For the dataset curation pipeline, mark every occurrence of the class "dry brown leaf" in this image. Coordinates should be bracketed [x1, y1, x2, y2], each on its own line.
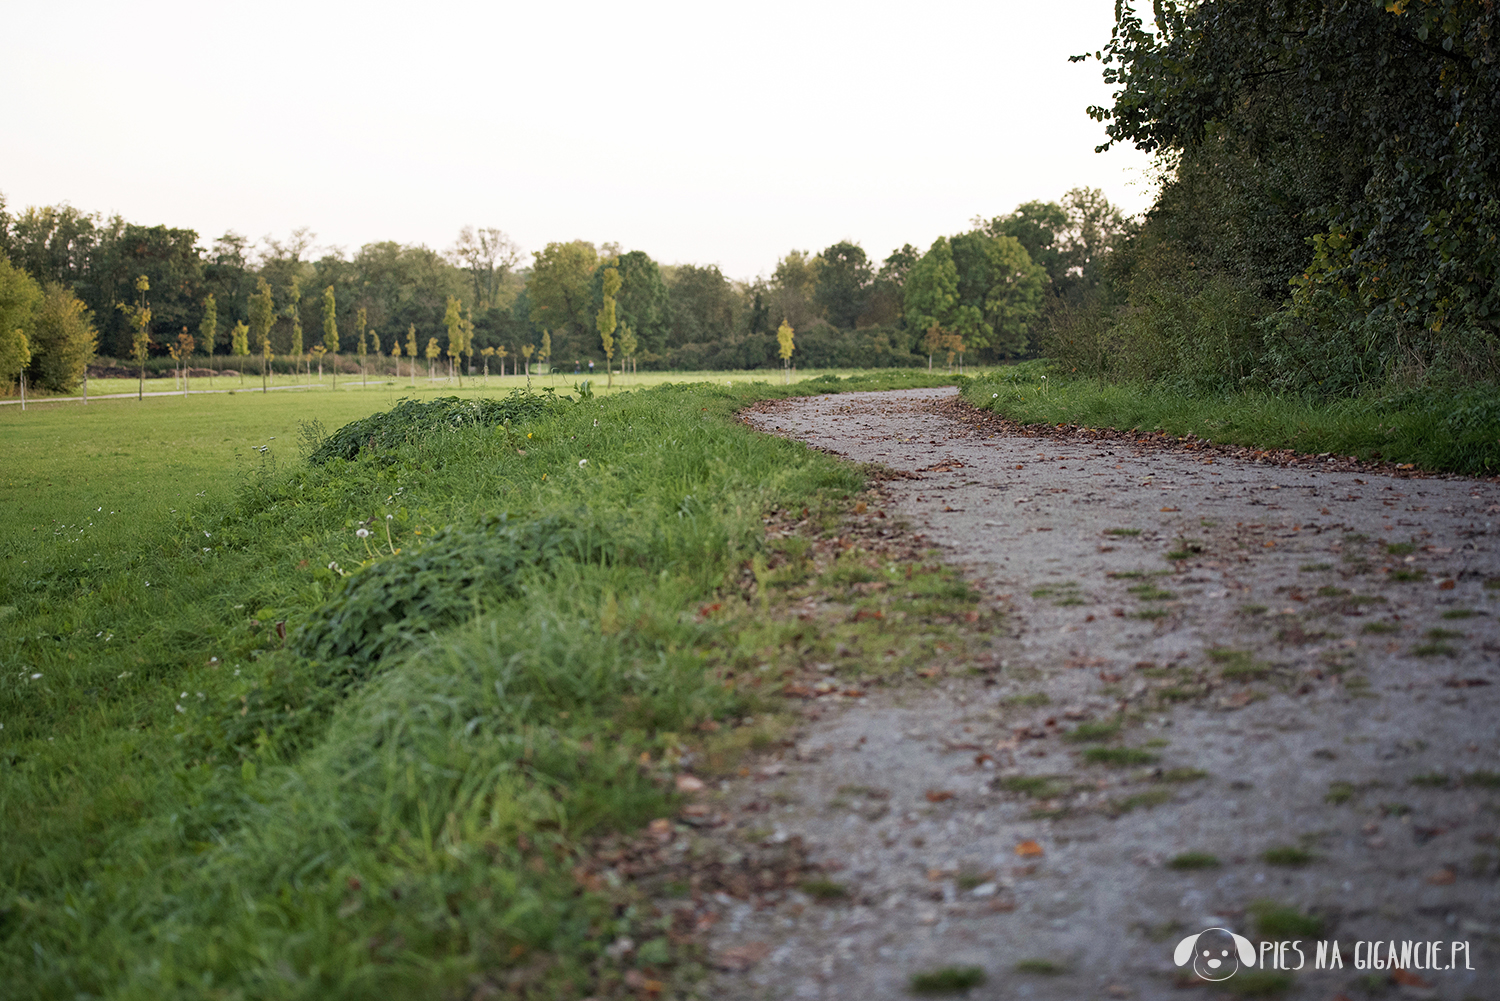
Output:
[925, 789, 956, 803]
[1015, 839, 1044, 858]
[1426, 867, 1456, 886]
[714, 941, 771, 972]
[1392, 968, 1433, 987]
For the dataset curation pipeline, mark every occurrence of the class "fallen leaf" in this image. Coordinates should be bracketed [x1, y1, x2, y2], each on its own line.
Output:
[1438, 579, 1456, 590]
[1392, 968, 1432, 987]
[854, 501, 867, 514]
[675, 774, 705, 792]
[1015, 840, 1044, 858]
[714, 941, 771, 972]
[1427, 867, 1456, 886]
[781, 683, 814, 698]
[925, 789, 956, 803]
[1160, 506, 1179, 512]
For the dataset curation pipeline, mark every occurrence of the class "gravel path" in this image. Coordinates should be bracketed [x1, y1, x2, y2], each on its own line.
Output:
[705, 387, 1499, 1001]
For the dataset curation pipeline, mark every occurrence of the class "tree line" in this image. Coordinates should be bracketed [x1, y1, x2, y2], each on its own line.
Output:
[0, 188, 1129, 394]
[1053, 0, 1499, 397]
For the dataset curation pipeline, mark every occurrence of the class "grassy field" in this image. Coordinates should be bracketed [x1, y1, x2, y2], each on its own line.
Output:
[0, 368, 984, 999]
[6, 364, 994, 404]
[962, 361, 1500, 475]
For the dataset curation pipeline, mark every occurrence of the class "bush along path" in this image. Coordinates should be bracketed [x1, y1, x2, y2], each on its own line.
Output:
[695, 386, 1500, 1000]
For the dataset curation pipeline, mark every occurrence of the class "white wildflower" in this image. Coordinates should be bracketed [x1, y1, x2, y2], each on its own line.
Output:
[579, 459, 588, 467]
[356, 528, 371, 539]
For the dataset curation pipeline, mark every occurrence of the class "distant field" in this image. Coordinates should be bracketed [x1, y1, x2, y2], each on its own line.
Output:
[1, 367, 979, 601]
[5, 364, 992, 404]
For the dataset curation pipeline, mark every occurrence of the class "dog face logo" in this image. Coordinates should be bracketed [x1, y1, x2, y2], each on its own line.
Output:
[1173, 927, 1256, 981]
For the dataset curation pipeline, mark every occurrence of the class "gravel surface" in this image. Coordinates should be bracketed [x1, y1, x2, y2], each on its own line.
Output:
[700, 387, 1499, 1001]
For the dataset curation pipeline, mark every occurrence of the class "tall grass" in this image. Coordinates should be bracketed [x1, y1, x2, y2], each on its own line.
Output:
[0, 369, 953, 999]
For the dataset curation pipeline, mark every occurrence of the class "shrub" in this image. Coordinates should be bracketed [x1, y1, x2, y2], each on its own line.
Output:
[307, 392, 558, 464]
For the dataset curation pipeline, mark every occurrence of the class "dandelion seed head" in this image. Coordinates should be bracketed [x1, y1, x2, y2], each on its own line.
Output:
[579, 459, 588, 467]
[356, 528, 371, 538]
[30, 673, 42, 680]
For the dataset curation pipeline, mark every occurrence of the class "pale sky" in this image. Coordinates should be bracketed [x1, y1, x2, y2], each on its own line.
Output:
[3, 0, 1155, 280]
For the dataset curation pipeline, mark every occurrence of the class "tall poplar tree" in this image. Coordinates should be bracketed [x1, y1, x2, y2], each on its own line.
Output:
[596, 266, 621, 389]
[356, 307, 369, 386]
[199, 293, 217, 358]
[322, 285, 339, 388]
[247, 277, 276, 387]
[442, 296, 464, 385]
[231, 320, 249, 384]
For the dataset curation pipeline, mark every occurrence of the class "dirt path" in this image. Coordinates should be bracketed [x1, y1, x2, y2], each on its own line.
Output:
[703, 387, 1499, 1000]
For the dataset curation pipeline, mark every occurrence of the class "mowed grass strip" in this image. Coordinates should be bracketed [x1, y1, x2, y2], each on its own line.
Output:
[0, 370, 959, 999]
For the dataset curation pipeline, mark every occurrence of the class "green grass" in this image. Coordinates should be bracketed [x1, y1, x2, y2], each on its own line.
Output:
[1325, 781, 1357, 804]
[1250, 901, 1324, 938]
[1442, 608, 1477, 619]
[0, 370, 975, 998]
[1014, 958, 1066, 975]
[1113, 788, 1175, 813]
[1261, 846, 1315, 866]
[1105, 528, 1141, 537]
[798, 878, 849, 901]
[1361, 620, 1400, 634]
[910, 966, 986, 993]
[1082, 747, 1159, 766]
[1064, 720, 1121, 742]
[1167, 852, 1221, 869]
[960, 366, 1500, 475]
[996, 775, 1066, 798]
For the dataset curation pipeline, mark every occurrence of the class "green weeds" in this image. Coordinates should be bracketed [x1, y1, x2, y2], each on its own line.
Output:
[910, 966, 987, 993]
[1168, 852, 1221, 869]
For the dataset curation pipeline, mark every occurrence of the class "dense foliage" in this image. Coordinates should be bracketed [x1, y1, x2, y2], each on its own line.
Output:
[1060, 0, 1499, 395]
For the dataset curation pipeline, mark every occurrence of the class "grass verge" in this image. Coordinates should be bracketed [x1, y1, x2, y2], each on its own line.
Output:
[961, 361, 1500, 474]
[1, 369, 971, 998]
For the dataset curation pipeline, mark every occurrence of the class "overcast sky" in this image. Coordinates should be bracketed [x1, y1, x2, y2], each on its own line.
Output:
[3, 0, 1154, 280]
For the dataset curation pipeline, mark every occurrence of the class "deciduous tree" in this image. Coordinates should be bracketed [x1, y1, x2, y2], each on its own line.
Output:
[29, 284, 97, 392]
[321, 285, 339, 387]
[776, 320, 795, 384]
[597, 266, 620, 388]
[248, 277, 275, 387]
